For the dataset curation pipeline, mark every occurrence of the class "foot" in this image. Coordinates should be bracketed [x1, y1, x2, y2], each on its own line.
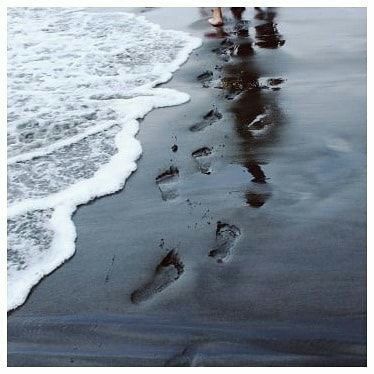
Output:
[208, 17, 224, 27]
[209, 8, 224, 27]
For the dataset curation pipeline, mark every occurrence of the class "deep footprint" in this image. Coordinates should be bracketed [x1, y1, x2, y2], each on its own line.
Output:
[209, 221, 241, 263]
[191, 146, 213, 175]
[189, 108, 222, 132]
[156, 166, 179, 201]
[131, 250, 184, 304]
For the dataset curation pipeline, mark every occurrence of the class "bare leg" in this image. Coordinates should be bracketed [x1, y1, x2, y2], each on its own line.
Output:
[230, 7, 245, 20]
[208, 7, 224, 27]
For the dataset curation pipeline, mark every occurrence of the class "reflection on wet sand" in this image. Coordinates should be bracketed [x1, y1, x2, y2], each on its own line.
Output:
[208, 8, 286, 208]
[255, 8, 285, 49]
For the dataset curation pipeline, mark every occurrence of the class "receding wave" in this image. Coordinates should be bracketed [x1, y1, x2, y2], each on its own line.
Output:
[7, 8, 201, 311]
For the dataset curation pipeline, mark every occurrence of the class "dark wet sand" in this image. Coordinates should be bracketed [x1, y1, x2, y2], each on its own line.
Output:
[8, 7, 366, 366]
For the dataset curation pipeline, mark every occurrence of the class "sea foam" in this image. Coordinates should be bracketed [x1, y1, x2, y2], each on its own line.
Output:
[7, 8, 201, 311]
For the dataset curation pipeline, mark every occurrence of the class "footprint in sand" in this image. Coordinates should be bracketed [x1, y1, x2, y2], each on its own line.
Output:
[209, 221, 241, 263]
[191, 146, 213, 175]
[131, 249, 184, 304]
[189, 108, 222, 132]
[212, 38, 235, 62]
[197, 70, 213, 88]
[155, 166, 179, 201]
[258, 77, 286, 91]
[247, 112, 273, 137]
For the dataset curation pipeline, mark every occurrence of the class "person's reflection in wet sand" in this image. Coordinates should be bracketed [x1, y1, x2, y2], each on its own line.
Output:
[230, 7, 246, 21]
[255, 7, 285, 49]
[210, 8, 286, 208]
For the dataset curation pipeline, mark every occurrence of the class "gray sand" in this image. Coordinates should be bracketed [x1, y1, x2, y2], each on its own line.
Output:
[8, 7, 366, 366]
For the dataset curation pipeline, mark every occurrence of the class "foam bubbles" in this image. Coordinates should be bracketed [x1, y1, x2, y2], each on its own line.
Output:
[7, 8, 201, 311]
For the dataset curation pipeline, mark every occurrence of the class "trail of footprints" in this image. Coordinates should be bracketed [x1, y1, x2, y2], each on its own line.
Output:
[131, 104, 240, 303]
[130, 220, 241, 304]
[130, 31, 285, 304]
[155, 106, 221, 202]
[130, 76, 249, 302]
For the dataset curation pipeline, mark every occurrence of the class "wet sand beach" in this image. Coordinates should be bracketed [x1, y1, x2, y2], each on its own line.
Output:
[8, 7, 366, 366]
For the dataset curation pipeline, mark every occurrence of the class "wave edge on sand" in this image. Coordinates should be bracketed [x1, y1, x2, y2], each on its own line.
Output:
[7, 8, 201, 311]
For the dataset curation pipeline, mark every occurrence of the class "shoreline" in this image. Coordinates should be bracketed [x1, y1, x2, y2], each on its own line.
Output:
[7, 8, 201, 312]
[8, 7, 366, 366]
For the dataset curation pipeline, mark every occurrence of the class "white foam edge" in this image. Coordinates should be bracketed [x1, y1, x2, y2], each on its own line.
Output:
[7, 14, 202, 311]
[7, 89, 189, 218]
[7, 79, 194, 312]
[8, 87, 191, 165]
[7, 204, 76, 311]
[7, 22, 202, 165]
[8, 90, 187, 310]
[8, 115, 141, 311]
[8, 114, 144, 310]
